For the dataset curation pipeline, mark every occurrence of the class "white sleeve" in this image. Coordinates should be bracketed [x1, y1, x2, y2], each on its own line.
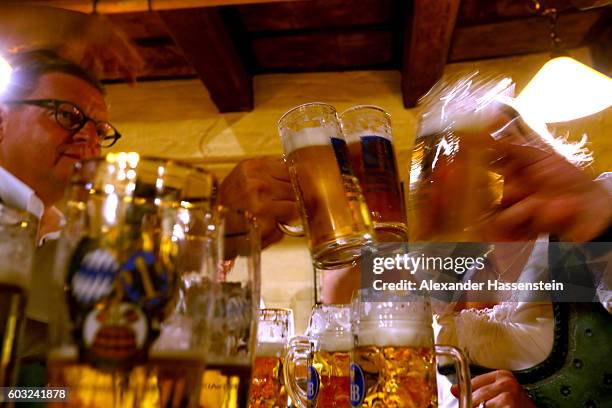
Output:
[593, 173, 612, 311]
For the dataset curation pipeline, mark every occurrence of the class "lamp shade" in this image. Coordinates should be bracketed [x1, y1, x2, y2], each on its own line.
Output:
[516, 56, 612, 123]
[0, 54, 12, 94]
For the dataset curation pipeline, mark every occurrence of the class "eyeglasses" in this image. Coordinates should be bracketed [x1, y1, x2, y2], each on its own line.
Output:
[4, 99, 121, 148]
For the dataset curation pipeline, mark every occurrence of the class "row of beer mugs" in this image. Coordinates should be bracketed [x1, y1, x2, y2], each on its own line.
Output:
[277, 103, 408, 270]
[0, 152, 266, 407]
[253, 293, 472, 408]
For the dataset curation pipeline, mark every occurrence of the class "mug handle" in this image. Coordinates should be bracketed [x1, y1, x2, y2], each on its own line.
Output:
[277, 221, 305, 237]
[283, 336, 311, 408]
[435, 345, 472, 408]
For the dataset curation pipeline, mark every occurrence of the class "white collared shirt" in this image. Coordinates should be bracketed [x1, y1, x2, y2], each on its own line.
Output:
[0, 166, 65, 245]
[0, 166, 65, 322]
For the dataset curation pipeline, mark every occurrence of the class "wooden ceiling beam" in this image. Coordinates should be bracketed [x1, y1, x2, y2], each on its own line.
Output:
[252, 30, 393, 71]
[401, 0, 461, 108]
[18, 0, 307, 13]
[449, 9, 604, 61]
[159, 7, 253, 112]
[238, 0, 391, 32]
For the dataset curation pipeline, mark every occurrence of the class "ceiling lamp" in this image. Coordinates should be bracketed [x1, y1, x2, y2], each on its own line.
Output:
[515, 1, 612, 123]
[0, 54, 12, 94]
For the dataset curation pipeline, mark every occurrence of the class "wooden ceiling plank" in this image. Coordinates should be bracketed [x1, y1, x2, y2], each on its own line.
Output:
[450, 9, 604, 61]
[401, 0, 461, 108]
[159, 7, 253, 112]
[238, 0, 391, 32]
[252, 30, 392, 70]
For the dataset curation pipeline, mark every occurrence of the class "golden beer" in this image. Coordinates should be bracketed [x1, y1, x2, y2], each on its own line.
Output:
[409, 121, 505, 242]
[340, 105, 407, 242]
[47, 353, 206, 408]
[0, 283, 27, 387]
[201, 363, 253, 408]
[279, 103, 373, 269]
[286, 141, 372, 264]
[311, 349, 350, 408]
[248, 351, 286, 407]
[351, 344, 437, 408]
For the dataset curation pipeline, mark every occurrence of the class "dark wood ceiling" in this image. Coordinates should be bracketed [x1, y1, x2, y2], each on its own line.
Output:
[30, 0, 612, 112]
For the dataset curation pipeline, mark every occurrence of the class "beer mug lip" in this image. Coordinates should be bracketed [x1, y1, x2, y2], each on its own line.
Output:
[258, 308, 294, 320]
[74, 153, 213, 176]
[277, 102, 338, 127]
[70, 153, 217, 207]
[339, 104, 390, 119]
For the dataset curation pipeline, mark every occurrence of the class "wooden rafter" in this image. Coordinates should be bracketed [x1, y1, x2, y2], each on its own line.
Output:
[401, 0, 461, 108]
[159, 7, 253, 112]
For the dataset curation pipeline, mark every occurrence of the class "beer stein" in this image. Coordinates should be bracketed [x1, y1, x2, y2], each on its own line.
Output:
[285, 304, 352, 408]
[350, 290, 471, 407]
[409, 74, 519, 242]
[48, 153, 217, 408]
[340, 105, 408, 242]
[248, 308, 294, 408]
[278, 102, 374, 269]
[201, 207, 261, 408]
[0, 203, 37, 387]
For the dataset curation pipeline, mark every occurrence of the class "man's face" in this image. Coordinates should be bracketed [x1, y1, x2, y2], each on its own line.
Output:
[0, 72, 107, 205]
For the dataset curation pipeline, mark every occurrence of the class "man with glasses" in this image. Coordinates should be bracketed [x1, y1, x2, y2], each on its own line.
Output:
[0, 50, 298, 374]
[0, 50, 118, 384]
[0, 50, 116, 241]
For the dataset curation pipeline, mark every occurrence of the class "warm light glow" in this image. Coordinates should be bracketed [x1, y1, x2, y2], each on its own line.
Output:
[516, 57, 612, 123]
[0, 54, 12, 94]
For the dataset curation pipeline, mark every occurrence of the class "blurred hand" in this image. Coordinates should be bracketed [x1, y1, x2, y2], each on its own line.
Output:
[57, 14, 144, 83]
[219, 157, 299, 249]
[451, 370, 535, 408]
[0, 6, 143, 82]
[485, 142, 611, 242]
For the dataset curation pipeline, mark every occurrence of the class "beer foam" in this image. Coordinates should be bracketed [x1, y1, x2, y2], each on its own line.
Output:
[357, 325, 433, 347]
[317, 334, 352, 352]
[256, 341, 285, 357]
[283, 127, 338, 154]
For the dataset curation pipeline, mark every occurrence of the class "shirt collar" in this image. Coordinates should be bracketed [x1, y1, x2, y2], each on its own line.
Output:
[0, 166, 65, 240]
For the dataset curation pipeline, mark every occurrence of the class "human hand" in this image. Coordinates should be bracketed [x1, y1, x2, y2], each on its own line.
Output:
[451, 370, 535, 408]
[219, 157, 299, 249]
[0, 6, 143, 82]
[486, 142, 611, 242]
[57, 14, 144, 83]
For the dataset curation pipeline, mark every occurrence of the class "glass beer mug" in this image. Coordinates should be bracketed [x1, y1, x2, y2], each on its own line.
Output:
[350, 290, 471, 408]
[340, 105, 408, 242]
[248, 308, 294, 408]
[278, 102, 374, 269]
[285, 304, 352, 408]
[47, 153, 218, 408]
[0, 203, 37, 388]
[201, 207, 261, 408]
[409, 74, 519, 242]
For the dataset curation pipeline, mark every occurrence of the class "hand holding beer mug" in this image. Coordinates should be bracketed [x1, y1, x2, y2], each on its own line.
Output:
[0, 204, 36, 388]
[47, 154, 217, 408]
[340, 105, 408, 242]
[201, 207, 261, 408]
[248, 308, 294, 408]
[350, 290, 471, 408]
[278, 102, 373, 269]
[285, 304, 352, 408]
[409, 74, 519, 242]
